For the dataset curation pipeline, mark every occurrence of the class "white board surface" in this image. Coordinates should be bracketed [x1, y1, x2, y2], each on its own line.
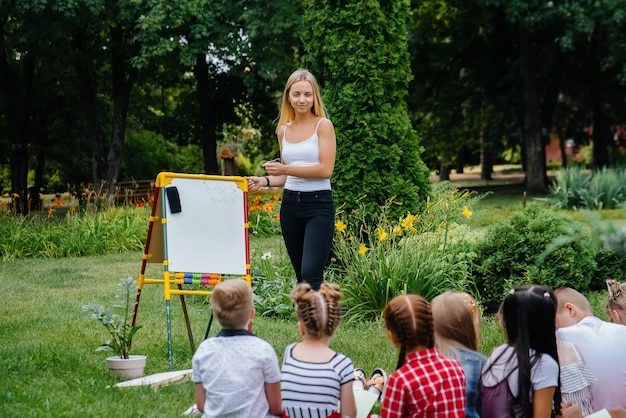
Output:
[161, 175, 247, 275]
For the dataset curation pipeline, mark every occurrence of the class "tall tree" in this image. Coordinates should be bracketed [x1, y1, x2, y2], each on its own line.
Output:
[134, 0, 303, 174]
[66, 0, 145, 197]
[0, 2, 35, 214]
[302, 0, 431, 219]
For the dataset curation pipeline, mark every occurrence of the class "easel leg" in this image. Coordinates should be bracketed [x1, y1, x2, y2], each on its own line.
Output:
[178, 284, 196, 354]
[204, 310, 214, 340]
[166, 300, 173, 371]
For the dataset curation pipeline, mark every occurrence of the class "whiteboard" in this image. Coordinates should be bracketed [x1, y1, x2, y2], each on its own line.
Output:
[149, 173, 248, 275]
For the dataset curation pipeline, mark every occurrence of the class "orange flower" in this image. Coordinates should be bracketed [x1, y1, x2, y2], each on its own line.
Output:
[262, 202, 274, 213]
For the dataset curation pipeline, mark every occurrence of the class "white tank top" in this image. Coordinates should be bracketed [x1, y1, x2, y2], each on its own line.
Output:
[282, 118, 332, 192]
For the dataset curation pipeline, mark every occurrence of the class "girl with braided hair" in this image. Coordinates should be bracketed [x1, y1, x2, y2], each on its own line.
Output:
[280, 282, 356, 418]
[381, 294, 466, 418]
[605, 279, 626, 325]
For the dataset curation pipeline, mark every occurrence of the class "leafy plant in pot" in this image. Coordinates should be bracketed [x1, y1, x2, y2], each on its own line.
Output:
[83, 276, 146, 380]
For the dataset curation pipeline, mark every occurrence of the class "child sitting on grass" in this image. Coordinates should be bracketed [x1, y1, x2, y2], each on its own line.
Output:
[281, 282, 357, 418]
[381, 294, 466, 417]
[191, 278, 282, 417]
[431, 291, 486, 418]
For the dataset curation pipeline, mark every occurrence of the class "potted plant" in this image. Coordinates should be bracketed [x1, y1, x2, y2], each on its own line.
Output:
[83, 276, 146, 380]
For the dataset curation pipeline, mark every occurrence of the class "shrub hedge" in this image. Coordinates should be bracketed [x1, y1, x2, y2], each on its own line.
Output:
[471, 204, 596, 309]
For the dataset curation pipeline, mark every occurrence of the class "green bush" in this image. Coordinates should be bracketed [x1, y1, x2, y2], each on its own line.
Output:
[592, 250, 626, 291]
[471, 204, 596, 308]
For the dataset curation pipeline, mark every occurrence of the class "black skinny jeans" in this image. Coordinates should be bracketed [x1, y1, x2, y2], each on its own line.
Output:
[279, 189, 335, 291]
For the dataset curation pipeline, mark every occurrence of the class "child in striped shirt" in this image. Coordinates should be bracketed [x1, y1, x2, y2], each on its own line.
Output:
[281, 282, 356, 418]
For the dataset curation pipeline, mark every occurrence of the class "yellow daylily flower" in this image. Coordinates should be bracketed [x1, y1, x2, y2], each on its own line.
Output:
[335, 220, 347, 232]
[376, 227, 388, 242]
[461, 206, 472, 218]
[358, 243, 369, 255]
[393, 226, 403, 237]
[401, 212, 417, 230]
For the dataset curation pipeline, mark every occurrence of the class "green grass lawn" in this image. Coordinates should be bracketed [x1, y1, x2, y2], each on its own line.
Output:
[0, 250, 402, 417]
[0, 190, 617, 417]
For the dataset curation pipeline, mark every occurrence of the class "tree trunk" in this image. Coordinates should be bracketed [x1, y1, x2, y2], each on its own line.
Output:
[479, 128, 493, 180]
[30, 150, 45, 212]
[194, 55, 219, 174]
[558, 134, 568, 169]
[519, 28, 547, 193]
[72, 30, 108, 195]
[73, 26, 136, 200]
[439, 159, 450, 181]
[0, 23, 33, 215]
[106, 25, 136, 197]
[589, 28, 610, 169]
[591, 65, 609, 168]
[455, 146, 466, 174]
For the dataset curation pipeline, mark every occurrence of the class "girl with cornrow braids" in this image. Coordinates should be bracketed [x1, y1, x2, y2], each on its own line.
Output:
[381, 294, 466, 418]
[280, 283, 356, 418]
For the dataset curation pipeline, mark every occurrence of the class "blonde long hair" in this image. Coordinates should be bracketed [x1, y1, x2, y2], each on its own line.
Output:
[431, 291, 481, 355]
[275, 69, 327, 135]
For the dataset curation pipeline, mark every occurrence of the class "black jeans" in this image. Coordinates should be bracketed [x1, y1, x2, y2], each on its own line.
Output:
[280, 189, 335, 290]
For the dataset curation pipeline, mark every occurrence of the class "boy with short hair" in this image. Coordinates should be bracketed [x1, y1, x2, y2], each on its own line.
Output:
[192, 279, 282, 417]
[555, 287, 626, 412]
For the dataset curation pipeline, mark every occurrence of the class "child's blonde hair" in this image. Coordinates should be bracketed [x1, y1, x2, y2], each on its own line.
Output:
[431, 291, 481, 353]
[383, 294, 434, 370]
[292, 282, 342, 338]
[210, 279, 253, 329]
[605, 279, 626, 322]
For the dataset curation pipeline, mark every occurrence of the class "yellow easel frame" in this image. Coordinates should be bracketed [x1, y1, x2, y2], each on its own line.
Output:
[131, 172, 251, 369]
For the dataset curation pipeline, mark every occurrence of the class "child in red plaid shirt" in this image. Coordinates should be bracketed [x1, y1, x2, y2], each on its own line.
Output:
[381, 294, 466, 418]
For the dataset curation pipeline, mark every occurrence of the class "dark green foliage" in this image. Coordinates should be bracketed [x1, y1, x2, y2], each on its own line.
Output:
[472, 204, 596, 307]
[301, 0, 431, 220]
[592, 250, 626, 291]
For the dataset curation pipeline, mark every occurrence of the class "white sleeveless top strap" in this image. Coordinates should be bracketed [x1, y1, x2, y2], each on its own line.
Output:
[282, 118, 331, 192]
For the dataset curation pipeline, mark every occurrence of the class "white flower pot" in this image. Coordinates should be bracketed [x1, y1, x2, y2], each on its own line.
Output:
[106, 355, 147, 381]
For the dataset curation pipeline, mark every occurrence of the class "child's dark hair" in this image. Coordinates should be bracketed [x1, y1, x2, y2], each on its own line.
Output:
[484, 284, 562, 417]
[383, 294, 434, 370]
[292, 282, 342, 338]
